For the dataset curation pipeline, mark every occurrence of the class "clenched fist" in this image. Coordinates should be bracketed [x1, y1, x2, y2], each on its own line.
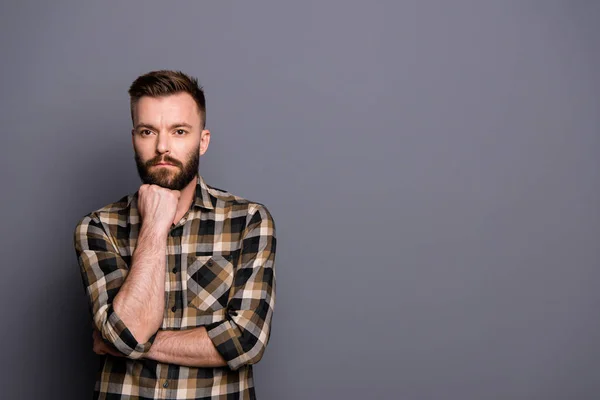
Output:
[137, 184, 181, 234]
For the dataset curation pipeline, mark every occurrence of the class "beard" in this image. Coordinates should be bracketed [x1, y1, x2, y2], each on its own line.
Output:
[135, 149, 199, 191]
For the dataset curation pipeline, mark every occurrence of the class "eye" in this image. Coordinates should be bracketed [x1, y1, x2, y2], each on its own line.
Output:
[175, 129, 187, 135]
[140, 129, 153, 136]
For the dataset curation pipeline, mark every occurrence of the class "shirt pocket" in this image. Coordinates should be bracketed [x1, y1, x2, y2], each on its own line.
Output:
[186, 254, 235, 313]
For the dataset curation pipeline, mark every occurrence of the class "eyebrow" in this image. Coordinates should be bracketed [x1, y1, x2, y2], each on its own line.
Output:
[134, 122, 193, 131]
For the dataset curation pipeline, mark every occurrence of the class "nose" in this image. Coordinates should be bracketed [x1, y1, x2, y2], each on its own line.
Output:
[155, 132, 170, 154]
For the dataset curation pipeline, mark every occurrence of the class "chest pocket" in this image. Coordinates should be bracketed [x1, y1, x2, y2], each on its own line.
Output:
[186, 254, 235, 313]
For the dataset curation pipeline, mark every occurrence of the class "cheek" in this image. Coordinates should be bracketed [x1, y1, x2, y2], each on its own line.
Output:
[174, 140, 200, 159]
[133, 139, 154, 157]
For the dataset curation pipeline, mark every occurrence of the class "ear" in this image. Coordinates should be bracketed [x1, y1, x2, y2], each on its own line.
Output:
[200, 129, 211, 156]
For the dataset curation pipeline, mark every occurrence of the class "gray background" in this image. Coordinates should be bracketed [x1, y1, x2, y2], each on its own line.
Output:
[1, 1, 599, 399]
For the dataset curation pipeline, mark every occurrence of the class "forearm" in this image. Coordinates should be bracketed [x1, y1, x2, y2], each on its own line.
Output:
[144, 327, 227, 368]
[112, 224, 167, 343]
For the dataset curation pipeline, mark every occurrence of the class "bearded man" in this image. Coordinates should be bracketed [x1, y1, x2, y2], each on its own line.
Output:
[74, 70, 277, 400]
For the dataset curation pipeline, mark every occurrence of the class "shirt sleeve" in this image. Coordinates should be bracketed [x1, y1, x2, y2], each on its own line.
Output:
[205, 204, 277, 371]
[74, 214, 156, 359]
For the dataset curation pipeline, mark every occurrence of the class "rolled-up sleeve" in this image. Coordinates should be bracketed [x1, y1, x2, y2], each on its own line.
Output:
[74, 214, 156, 359]
[206, 205, 277, 371]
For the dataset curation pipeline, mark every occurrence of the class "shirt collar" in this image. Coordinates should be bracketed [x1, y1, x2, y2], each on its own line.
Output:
[193, 174, 215, 210]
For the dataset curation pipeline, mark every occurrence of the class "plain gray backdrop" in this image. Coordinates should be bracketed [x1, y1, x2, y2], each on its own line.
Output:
[1, 1, 599, 399]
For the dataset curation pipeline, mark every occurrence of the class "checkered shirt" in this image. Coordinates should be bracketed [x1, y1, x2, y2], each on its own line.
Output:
[73, 174, 277, 399]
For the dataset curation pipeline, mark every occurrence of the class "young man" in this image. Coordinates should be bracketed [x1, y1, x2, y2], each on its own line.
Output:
[74, 70, 276, 399]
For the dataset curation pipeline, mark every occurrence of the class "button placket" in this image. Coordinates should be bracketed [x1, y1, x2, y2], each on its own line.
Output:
[166, 226, 183, 326]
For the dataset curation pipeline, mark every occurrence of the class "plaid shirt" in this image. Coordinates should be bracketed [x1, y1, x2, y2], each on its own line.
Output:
[74, 174, 276, 399]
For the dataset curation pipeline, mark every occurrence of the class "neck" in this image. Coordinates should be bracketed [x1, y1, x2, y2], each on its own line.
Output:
[173, 175, 197, 224]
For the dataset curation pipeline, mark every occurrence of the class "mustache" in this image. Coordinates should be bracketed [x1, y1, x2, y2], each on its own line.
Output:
[146, 155, 183, 168]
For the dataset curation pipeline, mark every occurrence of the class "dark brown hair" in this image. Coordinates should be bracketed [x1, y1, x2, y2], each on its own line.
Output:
[128, 70, 206, 127]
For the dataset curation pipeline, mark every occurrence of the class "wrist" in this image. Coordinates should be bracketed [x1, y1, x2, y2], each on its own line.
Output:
[139, 223, 169, 242]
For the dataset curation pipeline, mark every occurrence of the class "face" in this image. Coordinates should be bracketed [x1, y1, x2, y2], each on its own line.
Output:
[131, 92, 210, 191]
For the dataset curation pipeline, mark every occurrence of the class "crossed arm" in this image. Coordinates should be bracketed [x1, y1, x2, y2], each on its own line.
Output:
[92, 324, 227, 367]
[74, 204, 276, 370]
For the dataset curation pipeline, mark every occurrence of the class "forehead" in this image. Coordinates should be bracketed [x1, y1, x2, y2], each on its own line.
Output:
[134, 92, 201, 126]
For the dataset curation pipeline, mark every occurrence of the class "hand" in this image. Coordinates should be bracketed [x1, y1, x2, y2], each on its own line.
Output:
[92, 329, 122, 357]
[137, 184, 181, 233]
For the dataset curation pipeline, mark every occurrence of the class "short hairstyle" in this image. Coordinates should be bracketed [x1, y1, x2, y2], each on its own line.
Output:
[128, 70, 206, 128]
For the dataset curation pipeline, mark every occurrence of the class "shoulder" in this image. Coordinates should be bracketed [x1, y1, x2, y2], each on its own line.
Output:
[74, 193, 133, 235]
[206, 184, 275, 225]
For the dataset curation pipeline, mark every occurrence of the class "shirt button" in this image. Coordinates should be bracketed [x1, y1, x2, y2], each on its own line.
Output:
[163, 380, 169, 388]
[207, 260, 214, 267]
[172, 267, 177, 274]
[171, 306, 176, 312]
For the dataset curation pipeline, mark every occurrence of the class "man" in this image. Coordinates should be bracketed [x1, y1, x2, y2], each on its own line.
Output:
[74, 70, 277, 399]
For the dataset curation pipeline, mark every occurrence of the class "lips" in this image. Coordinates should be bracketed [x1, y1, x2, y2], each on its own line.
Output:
[148, 157, 180, 168]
